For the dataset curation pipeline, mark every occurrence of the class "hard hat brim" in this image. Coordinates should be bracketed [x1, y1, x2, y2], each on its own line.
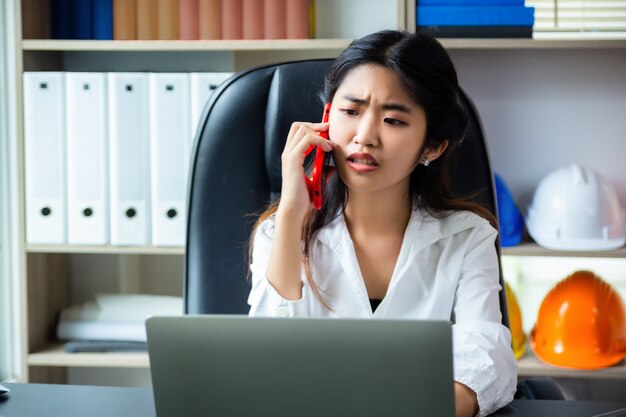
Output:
[526, 221, 626, 251]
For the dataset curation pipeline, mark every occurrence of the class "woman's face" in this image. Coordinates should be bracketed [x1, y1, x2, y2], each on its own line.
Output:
[329, 64, 429, 198]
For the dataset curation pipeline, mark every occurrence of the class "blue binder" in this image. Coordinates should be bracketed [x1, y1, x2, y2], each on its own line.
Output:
[419, 0, 524, 5]
[71, 0, 93, 39]
[417, 6, 535, 26]
[51, 0, 72, 39]
[93, 0, 113, 39]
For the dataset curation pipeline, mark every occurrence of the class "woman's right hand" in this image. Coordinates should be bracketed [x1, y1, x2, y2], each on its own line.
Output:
[278, 121, 334, 219]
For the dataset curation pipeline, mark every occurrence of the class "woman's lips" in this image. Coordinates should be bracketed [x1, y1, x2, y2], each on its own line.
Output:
[347, 152, 379, 172]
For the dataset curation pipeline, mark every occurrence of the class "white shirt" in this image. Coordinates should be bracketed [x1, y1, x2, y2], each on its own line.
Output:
[248, 208, 518, 417]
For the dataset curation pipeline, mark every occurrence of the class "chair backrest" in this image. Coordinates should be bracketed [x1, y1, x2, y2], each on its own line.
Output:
[184, 59, 509, 328]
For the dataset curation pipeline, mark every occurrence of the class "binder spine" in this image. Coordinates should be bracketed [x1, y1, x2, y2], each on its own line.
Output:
[149, 74, 190, 246]
[93, 0, 114, 39]
[108, 73, 151, 245]
[66, 73, 110, 244]
[23, 72, 68, 244]
[199, 0, 221, 39]
[179, 0, 200, 40]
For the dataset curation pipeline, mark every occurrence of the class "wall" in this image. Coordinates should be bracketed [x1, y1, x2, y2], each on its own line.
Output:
[451, 49, 626, 208]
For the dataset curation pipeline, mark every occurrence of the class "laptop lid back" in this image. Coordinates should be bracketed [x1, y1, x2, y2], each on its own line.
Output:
[147, 315, 454, 417]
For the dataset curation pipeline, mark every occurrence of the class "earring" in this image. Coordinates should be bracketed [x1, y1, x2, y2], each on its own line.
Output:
[422, 157, 430, 167]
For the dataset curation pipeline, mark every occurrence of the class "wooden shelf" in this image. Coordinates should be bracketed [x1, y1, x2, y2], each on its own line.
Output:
[518, 350, 626, 380]
[21, 38, 352, 52]
[28, 343, 626, 378]
[26, 244, 184, 255]
[502, 243, 626, 258]
[20, 37, 626, 52]
[533, 31, 626, 41]
[28, 344, 149, 368]
[25, 242, 626, 258]
[441, 37, 626, 49]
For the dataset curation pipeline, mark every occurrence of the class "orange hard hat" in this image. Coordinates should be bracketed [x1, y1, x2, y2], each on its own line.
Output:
[505, 282, 527, 360]
[530, 270, 626, 370]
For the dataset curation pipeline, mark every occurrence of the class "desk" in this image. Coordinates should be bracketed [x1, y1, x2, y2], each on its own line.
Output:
[1, 383, 626, 417]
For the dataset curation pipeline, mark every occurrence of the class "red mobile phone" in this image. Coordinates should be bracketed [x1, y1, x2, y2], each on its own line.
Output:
[304, 103, 331, 210]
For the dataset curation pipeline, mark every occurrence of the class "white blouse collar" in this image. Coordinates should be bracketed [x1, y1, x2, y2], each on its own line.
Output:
[316, 206, 488, 251]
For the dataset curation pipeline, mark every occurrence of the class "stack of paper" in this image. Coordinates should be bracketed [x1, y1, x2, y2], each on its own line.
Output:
[527, 0, 626, 32]
[57, 294, 183, 351]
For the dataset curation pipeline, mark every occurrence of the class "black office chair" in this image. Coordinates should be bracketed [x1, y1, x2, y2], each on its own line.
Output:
[183, 58, 566, 401]
[184, 58, 509, 319]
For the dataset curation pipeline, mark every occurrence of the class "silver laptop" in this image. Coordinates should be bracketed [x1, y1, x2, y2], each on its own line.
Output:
[146, 315, 454, 417]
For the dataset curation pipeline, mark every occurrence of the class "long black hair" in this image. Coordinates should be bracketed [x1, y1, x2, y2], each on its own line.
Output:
[251, 30, 495, 306]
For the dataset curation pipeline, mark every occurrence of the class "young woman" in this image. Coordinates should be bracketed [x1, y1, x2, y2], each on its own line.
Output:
[247, 30, 517, 417]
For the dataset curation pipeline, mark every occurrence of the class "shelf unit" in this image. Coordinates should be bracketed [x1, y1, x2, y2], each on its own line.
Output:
[517, 351, 626, 380]
[15, 0, 410, 385]
[28, 344, 149, 368]
[26, 343, 626, 380]
[23, 241, 626, 258]
[26, 245, 185, 255]
[502, 243, 626, 259]
[21, 38, 354, 52]
[21, 38, 626, 51]
[11, 0, 626, 387]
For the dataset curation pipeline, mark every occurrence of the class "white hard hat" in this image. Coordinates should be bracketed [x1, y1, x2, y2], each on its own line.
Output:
[526, 164, 626, 251]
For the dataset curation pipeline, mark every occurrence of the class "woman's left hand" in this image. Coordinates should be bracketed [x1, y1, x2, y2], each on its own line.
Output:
[455, 382, 479, 417]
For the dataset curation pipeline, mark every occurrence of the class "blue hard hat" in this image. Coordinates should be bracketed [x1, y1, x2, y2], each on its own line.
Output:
[494, 173, 524, 247]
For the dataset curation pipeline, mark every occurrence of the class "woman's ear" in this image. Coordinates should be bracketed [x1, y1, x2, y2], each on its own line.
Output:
[423, 140, 449, 163]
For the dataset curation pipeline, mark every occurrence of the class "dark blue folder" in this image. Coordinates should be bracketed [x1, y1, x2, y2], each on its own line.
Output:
[419, 0, 524, 5]
[93, 0, 113, 39]
[51, 0, 72, 39]
[417, 6, 535, 26]
[71, 0, 93, 39]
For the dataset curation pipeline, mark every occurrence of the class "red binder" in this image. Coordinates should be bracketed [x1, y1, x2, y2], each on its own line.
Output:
[242, 0, 263, 40]
[264, 0, 286, 39]
[179, 0, 200, 39]
[221, 0, 243, 40]
[286, 0, 309, 39]
[199, 0, 221, 39]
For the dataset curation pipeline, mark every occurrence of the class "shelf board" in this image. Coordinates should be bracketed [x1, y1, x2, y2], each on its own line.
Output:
[518, 350, 626, 379]
[502, 243, 626, 258]
[20, 36, 626, 52]
[28, 344, 149, 368]
[29, 343, 626, 378]
[25, 242, 626, 257]
[26, 244, 184, 255]
[441, 37, 626, 49]
[21, 38, 352, 52]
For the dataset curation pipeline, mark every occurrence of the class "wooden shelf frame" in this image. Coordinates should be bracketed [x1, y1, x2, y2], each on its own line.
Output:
[26, 244, 185, 255]
[23, 242, 626, 258]
[518, 350, 626, 380]
[21, 37, 626, 52]
[28, 343, 626, 379]
[502, 243, 626, 259]
[22, 38, 353, 52]
[28, 344, 149, 368]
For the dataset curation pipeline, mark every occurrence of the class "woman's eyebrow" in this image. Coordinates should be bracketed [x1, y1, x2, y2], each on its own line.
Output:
[341, 94, 412, 114]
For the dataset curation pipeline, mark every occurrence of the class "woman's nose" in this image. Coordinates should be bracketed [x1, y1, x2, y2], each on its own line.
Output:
[352, 114, 378, 146]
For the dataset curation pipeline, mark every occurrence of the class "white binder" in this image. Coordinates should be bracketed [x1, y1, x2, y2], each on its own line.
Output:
[23, 72, 67, 244]
[149, 73, 190, 246]
[66, 73, 109, 244]
[190, 72, 232, 141]
[108, 73, 151, 246]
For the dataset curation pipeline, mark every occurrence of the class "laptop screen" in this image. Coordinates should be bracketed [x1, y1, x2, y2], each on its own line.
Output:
[147, 315, 455, 417]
